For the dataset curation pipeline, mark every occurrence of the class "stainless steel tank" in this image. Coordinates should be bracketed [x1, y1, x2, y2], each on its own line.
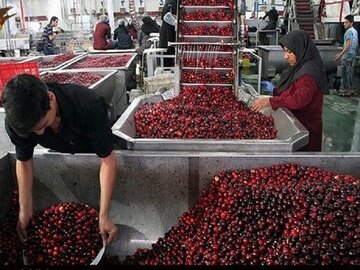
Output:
[112, 94, 309, 152]
[257, 45, 341, 79]
[1, 151, 359, 259]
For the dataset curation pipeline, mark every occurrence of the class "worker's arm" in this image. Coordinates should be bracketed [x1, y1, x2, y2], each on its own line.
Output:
[99, 150, 118, 246]
[335, 39, 351, 61]
[251, 74, 317, 113]
[49, 31, 58, 41]
[16, 158, 34, 242]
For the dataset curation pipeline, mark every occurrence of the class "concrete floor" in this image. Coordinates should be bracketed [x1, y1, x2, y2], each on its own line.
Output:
[323, 84, 360, 152]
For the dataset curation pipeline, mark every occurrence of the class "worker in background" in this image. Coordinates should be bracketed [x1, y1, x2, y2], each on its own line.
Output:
[114, 18, 133, 49]
[335, 14, 358, 96]
[259, 7, 279, 45]
[159, 0, 178, 67]
[42, 16, 62, 55]
[127, 19, 138, 43]
[2, 74, 118, 246]
[251, 30, 328, 151]
[93, 15, 114, 50]
[136, 15, 160, 55]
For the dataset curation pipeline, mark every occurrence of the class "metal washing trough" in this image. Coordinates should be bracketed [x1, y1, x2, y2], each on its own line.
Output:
[23, 52, 87, 72]
[60, 53, 137, 118]
[40, 69, 119, 122]
[60, 53, 137, 71]
[1, 151, 359, 259]
[40, 70, 117, 105]
[112, 95, 309, 152]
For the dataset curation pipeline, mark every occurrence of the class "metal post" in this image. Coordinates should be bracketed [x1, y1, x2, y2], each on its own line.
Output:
[243, 48, 262, 94]
[106, 0, 115, 34]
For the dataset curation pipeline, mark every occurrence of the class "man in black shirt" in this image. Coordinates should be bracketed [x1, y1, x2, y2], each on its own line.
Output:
[3, 74, 118, 246]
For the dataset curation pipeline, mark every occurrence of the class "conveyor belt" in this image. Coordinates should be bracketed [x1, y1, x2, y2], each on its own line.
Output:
[295, 0, 315, 39]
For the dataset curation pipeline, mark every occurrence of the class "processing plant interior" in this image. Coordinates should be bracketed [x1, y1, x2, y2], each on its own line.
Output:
[0, 0, 360, 266]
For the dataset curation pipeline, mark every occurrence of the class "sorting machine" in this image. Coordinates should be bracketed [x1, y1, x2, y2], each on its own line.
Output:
[112, 0, 309, 152]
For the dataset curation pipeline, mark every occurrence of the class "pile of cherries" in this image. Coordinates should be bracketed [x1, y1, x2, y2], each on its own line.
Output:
[124, 163, 360, 265]
[182, 56, 233, 68]
[181, 24, 233, 36]
[182, 10, 233, 21]
[182, 0, 234, 6]
[24, 202, 102, 265]
[0, 190, 22, 265]
[41, 72, 103, 88]
[134, 86, 276, 139]
[181, 70, 234, 84]
[69, 55, 132, 69]
[39, 52, 77, 68]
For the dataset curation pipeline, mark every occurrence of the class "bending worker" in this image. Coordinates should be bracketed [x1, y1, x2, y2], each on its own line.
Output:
[251, 30, 328, 151]
[2, 74, 118, 246]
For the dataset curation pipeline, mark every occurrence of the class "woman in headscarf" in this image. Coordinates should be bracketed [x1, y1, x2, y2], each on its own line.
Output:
[136, 15, 160, 55]
[251, 30, 328, 151]
[113, 18, 133, 49]
[93, 15, 114, 50]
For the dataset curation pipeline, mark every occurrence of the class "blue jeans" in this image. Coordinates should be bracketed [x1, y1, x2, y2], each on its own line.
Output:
[340, 57, 355, 92]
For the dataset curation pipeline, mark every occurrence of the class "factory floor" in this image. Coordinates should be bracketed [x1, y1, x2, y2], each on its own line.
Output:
[242, 68, 360, 152]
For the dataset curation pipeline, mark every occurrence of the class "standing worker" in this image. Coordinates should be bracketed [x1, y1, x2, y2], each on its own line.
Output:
[335, 14, 358, 96]
[259, 7, 279, 45]
[42, 16, 61, 55]
[136, 15, 160, 55]
[251, 30, 328, 151]
[159, 0, 178, 67]
[2, 74, 118, 246]
[93, 15, 114, 50]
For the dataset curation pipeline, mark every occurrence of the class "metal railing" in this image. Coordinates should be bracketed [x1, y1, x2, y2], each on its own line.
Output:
[242, 48, 262, 94]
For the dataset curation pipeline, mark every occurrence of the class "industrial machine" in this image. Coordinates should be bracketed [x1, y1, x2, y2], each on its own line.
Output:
[112, 0, 309, 152]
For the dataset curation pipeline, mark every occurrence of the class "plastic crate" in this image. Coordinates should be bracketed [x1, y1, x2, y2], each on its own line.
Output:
[0, 62, 39, 106]
[143, 73, 175, 94]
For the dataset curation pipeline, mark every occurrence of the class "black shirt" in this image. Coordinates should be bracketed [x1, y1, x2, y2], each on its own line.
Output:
[5, 82, 114, 161]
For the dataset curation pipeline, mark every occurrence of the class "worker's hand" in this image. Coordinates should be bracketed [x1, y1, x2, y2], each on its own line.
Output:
[17, 210, 33, 242]
[99, 216, 118, 246]
[251, 97, 271, 113]
[334, 53, 342, 62]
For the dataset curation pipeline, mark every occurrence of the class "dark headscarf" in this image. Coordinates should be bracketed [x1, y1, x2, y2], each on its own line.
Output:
[161, 0, 178, 19]
[141, 16, 160, 35]
[277, 30, 328, 94]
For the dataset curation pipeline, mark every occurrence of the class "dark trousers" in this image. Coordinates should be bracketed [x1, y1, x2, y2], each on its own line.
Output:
[43, 46, 54, 55]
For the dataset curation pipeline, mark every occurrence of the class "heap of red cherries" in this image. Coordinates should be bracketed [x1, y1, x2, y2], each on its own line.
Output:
[69, 55, 132, 69]
[38, 52, 77, 68]
[24, 202, 102, 265]
[41, 72, 103, 88]
[135, 86, 277, 140]
[124, 163, 360, 265]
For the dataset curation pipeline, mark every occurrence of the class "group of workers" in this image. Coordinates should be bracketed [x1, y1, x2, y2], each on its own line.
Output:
[4, 3, 358, 249]
[92, 0, 177, 65]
